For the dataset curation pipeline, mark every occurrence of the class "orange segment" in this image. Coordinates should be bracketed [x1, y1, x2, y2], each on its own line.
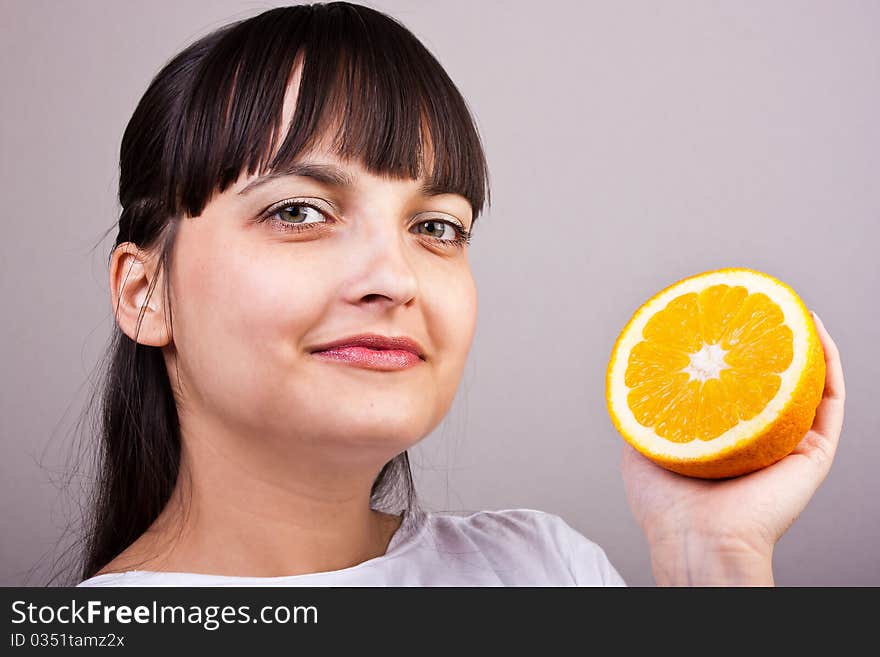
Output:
[697, 284, 748, 345]
[641, 292, 704, 351]
[695, 377, 738, 441]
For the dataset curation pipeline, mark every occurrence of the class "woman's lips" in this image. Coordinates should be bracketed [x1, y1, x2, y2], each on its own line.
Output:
[311, 346, 423, 371]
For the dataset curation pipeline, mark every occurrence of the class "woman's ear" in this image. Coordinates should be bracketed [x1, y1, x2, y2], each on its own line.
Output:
[109, 242, 171, 347]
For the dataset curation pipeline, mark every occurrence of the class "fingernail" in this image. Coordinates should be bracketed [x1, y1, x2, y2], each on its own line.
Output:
[812, 310, 822, 323]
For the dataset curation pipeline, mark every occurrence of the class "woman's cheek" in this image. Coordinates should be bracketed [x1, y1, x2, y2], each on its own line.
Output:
[447, 266, 478, 348]
[431, 267, 477, 372]
[225, 261, 320, 346]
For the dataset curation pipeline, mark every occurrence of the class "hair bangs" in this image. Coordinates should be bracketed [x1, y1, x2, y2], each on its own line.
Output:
[169, 3, 490, 223]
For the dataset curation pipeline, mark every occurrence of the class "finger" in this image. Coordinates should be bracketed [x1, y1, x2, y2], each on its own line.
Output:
[811, 311, 846, 402]
[808, 311, 846, 441]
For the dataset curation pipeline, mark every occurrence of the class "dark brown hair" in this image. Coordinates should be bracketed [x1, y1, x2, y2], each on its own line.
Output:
[63, 1, 490, 583]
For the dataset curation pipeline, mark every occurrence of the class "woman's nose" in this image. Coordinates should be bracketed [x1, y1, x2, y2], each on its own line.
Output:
[344, 220, 419, 308]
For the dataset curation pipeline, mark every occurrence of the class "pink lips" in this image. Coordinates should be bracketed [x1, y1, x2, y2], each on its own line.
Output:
[311, 346, 422, 371]
[309, 333, 425, 371]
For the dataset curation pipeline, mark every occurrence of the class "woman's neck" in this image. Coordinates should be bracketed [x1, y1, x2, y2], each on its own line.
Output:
[94, 429, 404, 578]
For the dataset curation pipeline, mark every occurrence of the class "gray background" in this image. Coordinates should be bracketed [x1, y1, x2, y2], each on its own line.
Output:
[1, 0, 877, 586]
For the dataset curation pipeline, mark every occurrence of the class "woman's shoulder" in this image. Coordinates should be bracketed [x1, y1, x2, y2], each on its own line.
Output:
[424, 507, 597, 549]
[426, 507, 570, 534]
[421, 507, 627, 586]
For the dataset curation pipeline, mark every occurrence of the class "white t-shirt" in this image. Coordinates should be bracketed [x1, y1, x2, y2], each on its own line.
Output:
[76, 508, 627, 587]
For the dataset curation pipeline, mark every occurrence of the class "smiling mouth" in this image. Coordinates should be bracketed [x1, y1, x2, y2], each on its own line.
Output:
[311, 346, 424, 371]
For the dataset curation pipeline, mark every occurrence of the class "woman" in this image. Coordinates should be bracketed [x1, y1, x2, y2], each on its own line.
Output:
[75, 2, 845, 586]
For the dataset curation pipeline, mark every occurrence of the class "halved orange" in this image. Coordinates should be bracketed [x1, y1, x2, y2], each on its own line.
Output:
[605, 268, 825, 479]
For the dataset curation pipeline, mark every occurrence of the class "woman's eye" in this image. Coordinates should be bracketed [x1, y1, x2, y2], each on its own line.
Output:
[415, 219, 453, 239]
[257, 200, 333, 234]
[275, 203, 328, 225]
[413, 219, 470, 247]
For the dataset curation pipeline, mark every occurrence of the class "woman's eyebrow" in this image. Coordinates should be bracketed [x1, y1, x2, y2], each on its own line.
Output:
[238, 162, 356, 196]
[237, 161, 460, 198]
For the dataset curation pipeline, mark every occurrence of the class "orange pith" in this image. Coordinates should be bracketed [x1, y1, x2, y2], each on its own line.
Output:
[606, 268, 825, 479]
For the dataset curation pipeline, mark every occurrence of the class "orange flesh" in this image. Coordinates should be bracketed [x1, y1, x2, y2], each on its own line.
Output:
[624, 285, 794, 443]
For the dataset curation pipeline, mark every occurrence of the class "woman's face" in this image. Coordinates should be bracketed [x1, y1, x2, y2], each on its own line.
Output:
[156, 142, 477, 467]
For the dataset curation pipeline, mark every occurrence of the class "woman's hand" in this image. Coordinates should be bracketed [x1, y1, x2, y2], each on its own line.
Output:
[620, 311, 846, 586]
